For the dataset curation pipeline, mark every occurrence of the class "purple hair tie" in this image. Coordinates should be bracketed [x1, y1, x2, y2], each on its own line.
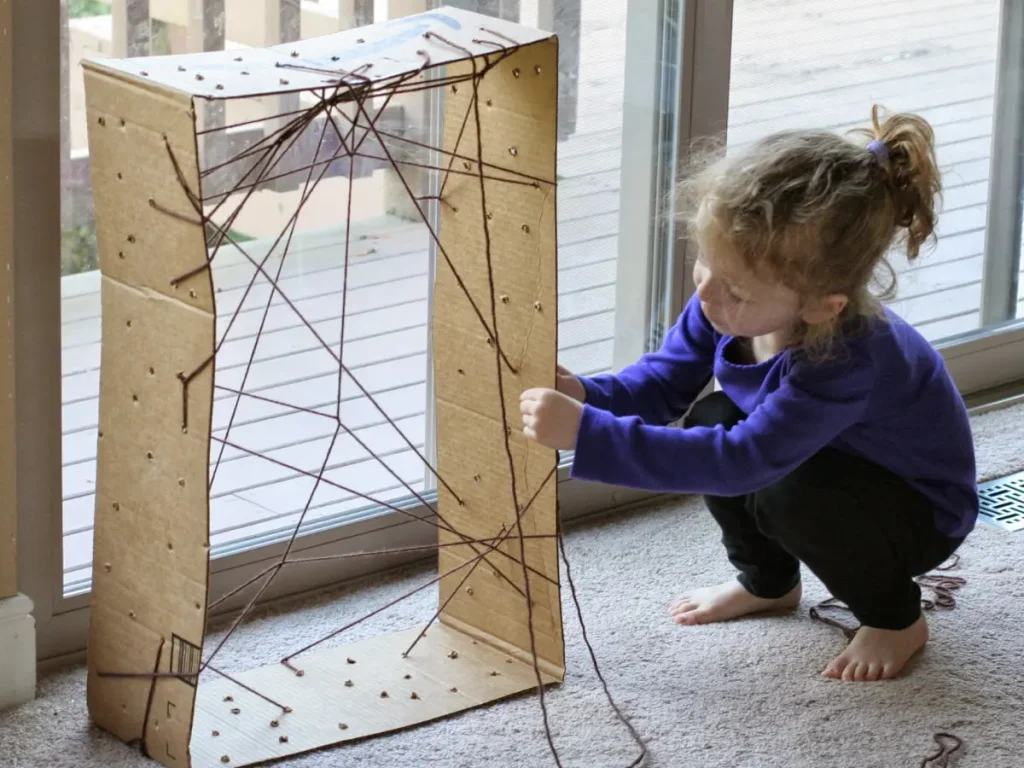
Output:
[867, 139, 889, 164]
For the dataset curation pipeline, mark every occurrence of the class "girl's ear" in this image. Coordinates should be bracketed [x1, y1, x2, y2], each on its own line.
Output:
[801, 294, 848, 325]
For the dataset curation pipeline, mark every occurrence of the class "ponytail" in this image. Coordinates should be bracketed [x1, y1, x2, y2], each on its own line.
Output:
[858, 105, 942, 260]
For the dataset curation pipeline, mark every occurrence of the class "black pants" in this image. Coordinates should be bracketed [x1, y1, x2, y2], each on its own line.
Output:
[684, 392, 963, 631]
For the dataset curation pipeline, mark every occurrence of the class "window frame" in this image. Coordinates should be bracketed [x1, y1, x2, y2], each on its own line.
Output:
[21, 0, 1024, 665]
[1, 0, 18, 603]
[17, 0, 716, 663]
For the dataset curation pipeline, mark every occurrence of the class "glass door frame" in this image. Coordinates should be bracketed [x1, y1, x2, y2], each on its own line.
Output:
[14, 0, 1024, 666]
[953, 0, 1024, 398]
[13, 0, 707, 663]
[648, 0, 1024, 398]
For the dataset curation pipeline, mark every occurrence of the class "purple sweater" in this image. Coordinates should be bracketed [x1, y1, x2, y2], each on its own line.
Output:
[572, 295, 978, 538]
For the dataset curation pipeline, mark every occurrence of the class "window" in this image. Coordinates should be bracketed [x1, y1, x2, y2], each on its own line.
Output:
[725, 0, 1024, 393]
[21, 0, 695, 658]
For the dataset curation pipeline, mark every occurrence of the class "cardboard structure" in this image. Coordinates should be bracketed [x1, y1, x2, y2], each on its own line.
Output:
[83, 9, 562, 767]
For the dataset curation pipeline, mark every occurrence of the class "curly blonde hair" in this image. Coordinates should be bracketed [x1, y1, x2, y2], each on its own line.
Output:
[678, 105, 942, 356]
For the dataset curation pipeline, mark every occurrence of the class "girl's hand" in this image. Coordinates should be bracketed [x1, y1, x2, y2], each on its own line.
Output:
[520, 388, 584, 451]
[556, 364, 586, 403]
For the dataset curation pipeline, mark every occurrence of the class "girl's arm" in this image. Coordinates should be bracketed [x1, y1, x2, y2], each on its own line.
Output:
[570, 351, 875, 495]
[577, 295, 717, 425]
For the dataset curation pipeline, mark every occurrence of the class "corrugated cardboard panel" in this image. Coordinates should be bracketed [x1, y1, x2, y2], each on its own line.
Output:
[433, 37, 563, 678]
[87, 7, 553, 102]
[87, 602, 167, 744]
[82, 67, 212, 307]
[434, 403, 562, 677]
[85, 66, 212, 765]
[190, 623, 559, 767]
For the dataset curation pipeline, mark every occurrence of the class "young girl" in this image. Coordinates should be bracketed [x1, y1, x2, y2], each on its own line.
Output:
[520, 106, 978, 683]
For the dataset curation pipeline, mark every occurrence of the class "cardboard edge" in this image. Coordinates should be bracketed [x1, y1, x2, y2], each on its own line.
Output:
[85, 61, 214, 768]
[433, 34, 564, 683]
[83, 58, 196, 102]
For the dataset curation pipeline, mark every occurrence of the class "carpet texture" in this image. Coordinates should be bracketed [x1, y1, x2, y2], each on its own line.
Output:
[3, 401, 1023, 768]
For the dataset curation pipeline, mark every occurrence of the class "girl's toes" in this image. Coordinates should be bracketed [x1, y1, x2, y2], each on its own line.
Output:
[821, 658, 844, 679]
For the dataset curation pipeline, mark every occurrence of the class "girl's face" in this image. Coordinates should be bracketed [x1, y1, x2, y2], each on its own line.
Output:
[692, 232, 804, 339]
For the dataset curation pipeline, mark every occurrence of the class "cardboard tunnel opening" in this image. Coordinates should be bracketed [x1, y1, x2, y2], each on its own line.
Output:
[84, 9, 563, 768]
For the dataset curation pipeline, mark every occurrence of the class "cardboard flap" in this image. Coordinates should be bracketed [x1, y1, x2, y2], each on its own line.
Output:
[82, 8, 555, 101]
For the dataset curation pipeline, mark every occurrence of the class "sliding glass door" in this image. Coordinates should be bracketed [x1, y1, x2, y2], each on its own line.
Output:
[725, 0, 1024, 394]
[24, 0, 1021, 662]
[11, 0, 697, 659]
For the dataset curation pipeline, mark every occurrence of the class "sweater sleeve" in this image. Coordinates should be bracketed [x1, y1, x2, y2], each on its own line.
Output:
[578, 294, 717, 425]
[570, 348, 876, 495]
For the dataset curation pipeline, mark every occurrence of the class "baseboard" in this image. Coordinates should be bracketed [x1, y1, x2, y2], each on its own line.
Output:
[0, 593, 36, 710]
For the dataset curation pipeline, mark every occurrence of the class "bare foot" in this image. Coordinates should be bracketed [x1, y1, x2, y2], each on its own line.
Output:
[669, 579, 802, 625]
[821, 614, 928, 682]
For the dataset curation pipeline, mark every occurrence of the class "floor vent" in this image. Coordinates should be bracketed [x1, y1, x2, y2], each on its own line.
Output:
[978, 470, 1024, 532]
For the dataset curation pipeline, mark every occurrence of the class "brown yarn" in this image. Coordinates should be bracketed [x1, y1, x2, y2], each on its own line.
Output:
[919, 732, 963, 767]
[809, 556, 967, 766]
[98, 27, 646, 767]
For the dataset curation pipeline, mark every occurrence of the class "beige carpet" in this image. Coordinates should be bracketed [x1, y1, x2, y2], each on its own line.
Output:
[3, 401, 1023, 768]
